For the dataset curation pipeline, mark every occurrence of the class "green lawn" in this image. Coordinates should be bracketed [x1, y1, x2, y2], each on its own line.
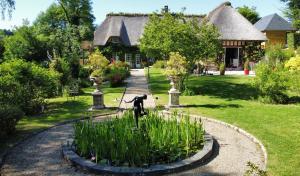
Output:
[0, 83, 125, 155]
[147, 68, 300, 176]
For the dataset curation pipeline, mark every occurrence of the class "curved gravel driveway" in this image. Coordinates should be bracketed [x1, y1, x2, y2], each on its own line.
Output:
[1, 116, 265, 176]
[1, 69, 265, 175]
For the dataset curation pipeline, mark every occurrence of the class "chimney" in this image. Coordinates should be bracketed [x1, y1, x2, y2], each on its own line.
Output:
[163, 5, 169, 13]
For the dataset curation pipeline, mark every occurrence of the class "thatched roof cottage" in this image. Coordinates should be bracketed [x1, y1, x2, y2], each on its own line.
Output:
[94, 2, 267, 69]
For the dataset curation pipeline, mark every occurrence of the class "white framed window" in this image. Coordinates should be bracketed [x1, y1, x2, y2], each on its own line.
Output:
[125, 53, 132, 66]
[135, 54, 141, 64]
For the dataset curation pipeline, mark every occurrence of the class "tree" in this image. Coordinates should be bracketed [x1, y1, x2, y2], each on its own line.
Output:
[192, 19, 221, 73]
[237, 6, 260, 24]
[3, 25, 48, 62]
[281, 0, 300, 29]
[0, 0, 14, 19]
[57, 0, 95, 39]
[88, 49, 109, 71]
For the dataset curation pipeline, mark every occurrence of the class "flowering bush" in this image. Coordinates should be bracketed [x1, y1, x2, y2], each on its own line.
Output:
[285, 56, 300, 71]
[164, 52, 187, 78]
[88, 49, 109, 71]
[107, 61, 130, 87]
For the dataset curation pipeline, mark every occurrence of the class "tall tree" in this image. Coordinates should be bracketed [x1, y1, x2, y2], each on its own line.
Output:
[0, 0, 14, 19]
[3, 24, 48, 62]
[57, 0, 95, 39]
[237, 6, 260, 24]
[140, 12, 221, 68]
[281, 0, 300, 29]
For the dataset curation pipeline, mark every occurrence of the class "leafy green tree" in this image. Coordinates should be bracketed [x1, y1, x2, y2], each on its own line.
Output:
[3, 25, 48, 62]
[0, 59, 60, 114]
[237, 6, 260, 24]
[191, 19, 221, 73]
[281, 0, 300, 29]
[0, 0, 14, 19]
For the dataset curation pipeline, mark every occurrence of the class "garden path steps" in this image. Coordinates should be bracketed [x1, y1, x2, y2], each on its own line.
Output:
[119, 69, 156, 109]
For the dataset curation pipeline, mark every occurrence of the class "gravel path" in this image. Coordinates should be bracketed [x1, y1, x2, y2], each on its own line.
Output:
[1, 117, 265, 176]
[1, 70, 265, 175]
[119, 69, 156, 109]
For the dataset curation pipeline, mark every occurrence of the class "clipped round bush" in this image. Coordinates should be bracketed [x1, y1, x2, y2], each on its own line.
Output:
[73, 111, 204, 167]
[0, 104, 24, 136]
[253, 62, 289, 104]
[152, 60, 167, 69]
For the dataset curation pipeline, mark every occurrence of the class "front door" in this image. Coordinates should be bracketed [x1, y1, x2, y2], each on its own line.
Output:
[135, 54, 141, 68]
[225, 48, 239, 68]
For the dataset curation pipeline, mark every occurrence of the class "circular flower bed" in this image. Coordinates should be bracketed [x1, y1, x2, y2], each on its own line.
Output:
[73, 111, 205, 167]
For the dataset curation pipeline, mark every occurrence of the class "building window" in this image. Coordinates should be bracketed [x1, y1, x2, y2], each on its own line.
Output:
[110, 37, 120, 44]
[125, 53, 132, 64]
[136, 54, 141, 64]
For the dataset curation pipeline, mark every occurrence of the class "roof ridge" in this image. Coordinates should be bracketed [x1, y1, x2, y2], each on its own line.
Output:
[207, 1, 232, 20]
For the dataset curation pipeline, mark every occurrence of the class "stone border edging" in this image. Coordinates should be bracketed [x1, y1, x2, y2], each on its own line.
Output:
[62, 133, 213, 175]
[162, 110, 268, 170]
[0, 112, 118, 171]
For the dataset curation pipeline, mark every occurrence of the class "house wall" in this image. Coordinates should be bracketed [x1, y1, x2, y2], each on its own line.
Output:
[265, 31, 287, 46]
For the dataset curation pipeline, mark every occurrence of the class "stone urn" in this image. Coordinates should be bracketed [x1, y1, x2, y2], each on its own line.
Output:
[168, 76, 181, 107]
[89, 76, 105, 110]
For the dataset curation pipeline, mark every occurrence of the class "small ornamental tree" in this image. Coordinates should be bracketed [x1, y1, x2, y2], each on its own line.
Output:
[165, 52, 188, 90]
[88, 49, 109, 71]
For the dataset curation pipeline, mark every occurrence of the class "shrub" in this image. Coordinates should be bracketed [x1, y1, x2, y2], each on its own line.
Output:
[165, 52, 188, 78]
[253, 62, 289, 104]
[0, 59, 60, 114]
[107, 61, 130, 87]
[88, 49, 109, 71]
[219, 63, 225, 75]
[244, 59, 250, 70]
[285, 56, 300, 71]
[0, 104, 24, 136]
[266, 44, 288, 64]
[182, 86, 196, 96]
[49, 57, 71, 87]
[74, 111, 204, 167]
[152, 60, 167, 69]
[283, 48, 295, 59]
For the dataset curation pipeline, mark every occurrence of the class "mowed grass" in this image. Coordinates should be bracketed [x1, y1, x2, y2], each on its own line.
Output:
[147, 68, 300, 176]
[0, 83, 125, 154]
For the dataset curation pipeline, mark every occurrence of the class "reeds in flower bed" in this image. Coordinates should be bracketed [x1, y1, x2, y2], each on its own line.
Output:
[73, 111, 204, 167]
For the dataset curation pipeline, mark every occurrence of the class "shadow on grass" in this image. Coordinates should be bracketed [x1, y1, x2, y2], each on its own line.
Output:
[149, 69, 258, 101]
[183, 103, 242, 109]
[188, 76, 258, 101]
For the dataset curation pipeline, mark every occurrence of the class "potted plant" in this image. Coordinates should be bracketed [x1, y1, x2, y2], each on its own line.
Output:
[244, 59, 250, 75]
[219, 63, 225, 75]
[90, 69, 104, 92]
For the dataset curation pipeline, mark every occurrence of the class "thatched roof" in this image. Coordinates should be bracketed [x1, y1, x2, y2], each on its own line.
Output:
[254, 13, 296, 32]
[207, 2, 267, 41]
[94, 2, 267, 46]
[94, 15, 149, 46]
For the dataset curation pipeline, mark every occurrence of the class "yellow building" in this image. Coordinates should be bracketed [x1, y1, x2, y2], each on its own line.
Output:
[254, 13, 296, 47]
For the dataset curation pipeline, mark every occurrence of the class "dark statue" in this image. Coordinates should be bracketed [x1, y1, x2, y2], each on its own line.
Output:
[124, 94, 147, 128]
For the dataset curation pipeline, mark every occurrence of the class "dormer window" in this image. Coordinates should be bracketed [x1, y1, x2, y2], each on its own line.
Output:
[110, 37, 120, 44]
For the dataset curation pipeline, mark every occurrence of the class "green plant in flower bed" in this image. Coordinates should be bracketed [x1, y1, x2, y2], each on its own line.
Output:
[73, 111, 204, 167]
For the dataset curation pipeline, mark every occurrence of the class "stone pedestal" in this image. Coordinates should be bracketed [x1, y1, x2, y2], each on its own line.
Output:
[168, 89, 181, 107]
[90, 90, 105, 110]
[89, 76, 105, 110]
[167, 77, 181, 107]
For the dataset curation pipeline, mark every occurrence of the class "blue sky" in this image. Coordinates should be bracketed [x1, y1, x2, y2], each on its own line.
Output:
[0, 0, 286, 29]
